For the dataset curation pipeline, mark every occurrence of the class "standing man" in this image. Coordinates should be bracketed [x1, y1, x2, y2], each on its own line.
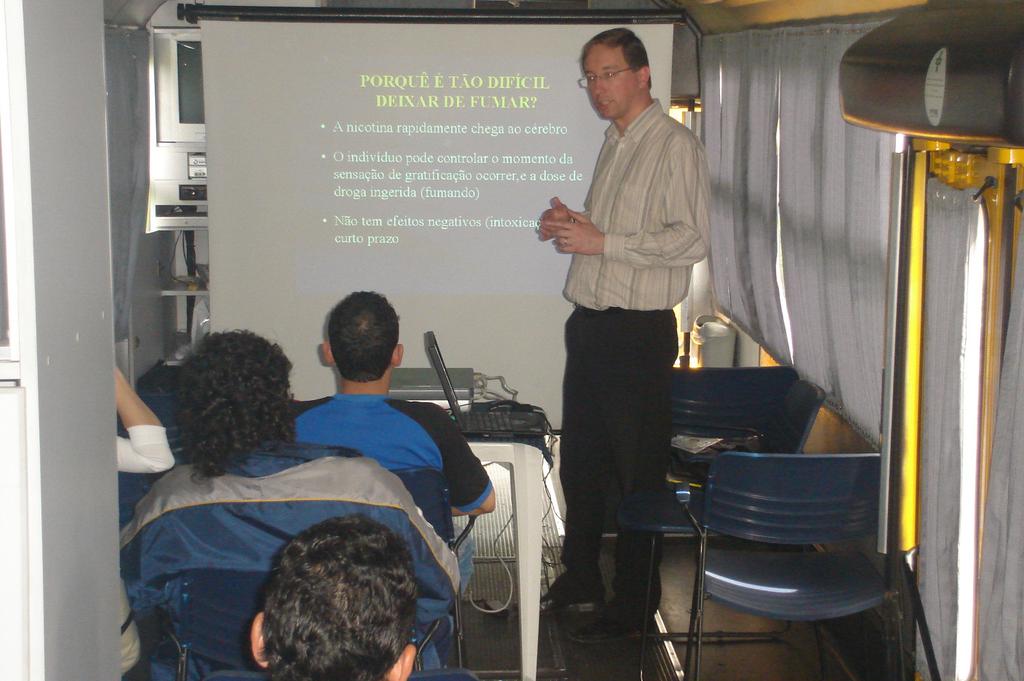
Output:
[538, 27, 710, 641]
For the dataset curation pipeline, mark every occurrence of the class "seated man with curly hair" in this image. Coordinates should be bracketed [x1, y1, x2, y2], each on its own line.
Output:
[120, 331, 458, 681]
[250, 515, 419, 681]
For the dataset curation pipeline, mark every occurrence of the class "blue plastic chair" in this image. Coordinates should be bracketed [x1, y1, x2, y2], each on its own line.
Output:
[392, 467, 476, 668]
[684, 451, 884, 681]
[616, 487, 696, 679]
[167, 566, 453, 681]
[617, 485, 789, 680]
[669, 368, 825, 453]
[665, 372, 825, 507]
[185, 468, 470, 678]
[391, 467, 459, 545]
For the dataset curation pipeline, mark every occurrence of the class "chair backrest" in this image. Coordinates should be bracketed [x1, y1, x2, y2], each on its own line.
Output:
[702, 452, 880, 544]
[202, 672, 267, 681]
[670, 367, 798, 430]
[392, 467, 455, 544]
[769, 379, 826, 453]
[176, 569, 269, 673]
[671, 367, 826, 454]
[410, 669, 482, 680]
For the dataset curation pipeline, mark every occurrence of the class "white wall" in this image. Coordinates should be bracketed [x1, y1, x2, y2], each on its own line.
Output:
[14, 0, 119, 679]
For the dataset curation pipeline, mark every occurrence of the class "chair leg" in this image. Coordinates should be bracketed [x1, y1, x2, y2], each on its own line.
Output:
[451, 521, 475, 669]
[684, 529, 707, 681]
[414, 618, 442, 671]
[163, 620, 188, 681]
[175, 647, 189, 681]
[682, 536, 699, 677]
[638, 533, 658, 681]
[694, 529, 708, 681]
[812, 622, 826, 681]
[454, 591, 466, 668]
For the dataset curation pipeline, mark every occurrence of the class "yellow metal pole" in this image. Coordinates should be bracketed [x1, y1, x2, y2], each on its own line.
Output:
[900, 142, 932, 552]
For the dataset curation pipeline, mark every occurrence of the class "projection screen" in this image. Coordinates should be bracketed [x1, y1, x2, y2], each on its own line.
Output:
[202, 20, 674, 426]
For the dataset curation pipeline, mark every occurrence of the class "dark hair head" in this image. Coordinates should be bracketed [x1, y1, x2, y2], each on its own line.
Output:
[178, 330, 295, 477]
[580, 28, 651, 89]
[261, 515, 417, 681]
[326, 292, 399, 382]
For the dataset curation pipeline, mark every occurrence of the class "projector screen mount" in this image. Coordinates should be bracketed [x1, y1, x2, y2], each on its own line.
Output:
[177, 4, 688, 26]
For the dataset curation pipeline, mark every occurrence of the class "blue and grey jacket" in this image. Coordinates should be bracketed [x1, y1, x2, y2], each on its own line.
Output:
[120, 442, 459, 679]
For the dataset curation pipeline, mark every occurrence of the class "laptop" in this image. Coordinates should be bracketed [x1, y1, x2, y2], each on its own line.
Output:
[424, 331, 549, 438]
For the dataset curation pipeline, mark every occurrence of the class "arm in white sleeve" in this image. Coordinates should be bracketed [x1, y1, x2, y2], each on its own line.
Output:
[117, 425, 174, 473]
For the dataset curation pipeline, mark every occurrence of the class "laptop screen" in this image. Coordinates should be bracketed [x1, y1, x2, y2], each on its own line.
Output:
[424, 331, 464, 419]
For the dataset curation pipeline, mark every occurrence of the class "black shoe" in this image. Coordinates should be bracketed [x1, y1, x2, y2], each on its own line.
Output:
[540, 574, 604, 613]
[567, 616, 641, 644]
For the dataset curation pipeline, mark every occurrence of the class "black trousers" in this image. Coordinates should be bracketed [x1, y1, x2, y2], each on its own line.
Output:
[559, 306, 677, 625]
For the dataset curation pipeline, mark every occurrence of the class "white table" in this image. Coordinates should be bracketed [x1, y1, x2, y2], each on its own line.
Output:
[469, 441, 545, 681]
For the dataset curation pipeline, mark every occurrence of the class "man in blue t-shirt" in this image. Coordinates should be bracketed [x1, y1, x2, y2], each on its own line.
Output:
[295, 291, 495, 517]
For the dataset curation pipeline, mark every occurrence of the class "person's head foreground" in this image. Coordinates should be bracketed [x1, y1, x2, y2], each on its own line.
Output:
[178, 329, 294, 477]
[324, 291, 403, 385]
[579, 28, 653, 131]
[251, 515, 418, 681]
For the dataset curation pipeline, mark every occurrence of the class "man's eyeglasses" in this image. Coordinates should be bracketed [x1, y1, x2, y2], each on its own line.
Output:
[577, 67, 635, 88]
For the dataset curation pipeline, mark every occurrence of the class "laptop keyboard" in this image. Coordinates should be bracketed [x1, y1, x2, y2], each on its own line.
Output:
[460, 410, 515, 432]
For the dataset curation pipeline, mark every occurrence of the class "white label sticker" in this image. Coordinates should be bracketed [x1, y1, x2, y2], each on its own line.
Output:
[924, 47, 947, 127]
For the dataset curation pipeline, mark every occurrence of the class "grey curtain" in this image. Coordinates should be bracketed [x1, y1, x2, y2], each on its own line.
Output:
[104, 28, 149, 342]
[702, 23, 891, 440]
[918, 179, 976, 679]
[700, 31, 790, 364]
[776, 23, 892, 441]
[978, 216, 1024, 681]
